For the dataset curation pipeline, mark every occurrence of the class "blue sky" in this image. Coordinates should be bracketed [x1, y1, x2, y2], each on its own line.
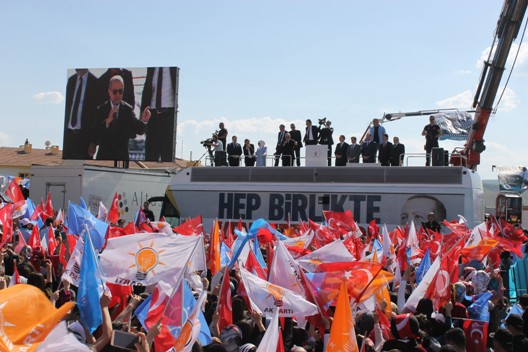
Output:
[1, 1, 527, 179]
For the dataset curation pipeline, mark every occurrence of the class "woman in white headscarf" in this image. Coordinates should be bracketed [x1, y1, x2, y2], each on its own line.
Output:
[255, 140, 267, 167]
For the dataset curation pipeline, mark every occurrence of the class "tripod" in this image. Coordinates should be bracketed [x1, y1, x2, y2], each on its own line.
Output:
[193, 146, 215, 167]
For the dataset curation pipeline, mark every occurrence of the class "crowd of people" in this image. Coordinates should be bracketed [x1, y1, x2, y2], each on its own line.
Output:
[1, 175, 528, 352]
[204, 116, 441, 167]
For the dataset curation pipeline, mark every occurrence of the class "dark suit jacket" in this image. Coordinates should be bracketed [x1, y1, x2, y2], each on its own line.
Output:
[361, 141, 378, 163]
[391, 143, 405, 166]
[140, 67, 178, 111]
[63, 72, 99, 159]
[97, 69, 135, 107]
[347, 144, 362, 163]
[227, 142, 242, 157]
[334, 142, 349, 166]
[93, 101, 146, 161]
[244, 144, 256, 165]
[378, 141, 393, 166]
[319, 127, 334, 146]
[276, 131, 286, 153]
[303, 125, 319, 145]
[289, 129, 303, 148]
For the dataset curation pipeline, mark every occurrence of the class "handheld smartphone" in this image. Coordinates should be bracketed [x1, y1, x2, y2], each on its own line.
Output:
[39, 260, 47, 266]
[110, 330, 140, 351]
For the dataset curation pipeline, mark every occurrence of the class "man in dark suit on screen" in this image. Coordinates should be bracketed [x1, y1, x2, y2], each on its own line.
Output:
[140, 67, 178, 162]
[90, 76, 151, 161]
[63, 69, 99, 159]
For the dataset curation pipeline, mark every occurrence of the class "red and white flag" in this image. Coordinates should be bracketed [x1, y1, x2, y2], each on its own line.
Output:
[173, 216, 204, 236]
[217, 267, 233, 331]
[5, 178, 27, 218]
[297, 239, 355, 272]
[107, 193, 119, 224]
[462, 319, 488, 352]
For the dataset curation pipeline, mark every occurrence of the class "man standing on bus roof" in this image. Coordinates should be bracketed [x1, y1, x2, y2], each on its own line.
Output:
[361, 133, 377, 163]
[274, 124, 287, 167]
[303, 119, 319, 146]
[289, 123, 303, 167]
[347, 136, 361, 163]
[391, 136, 405, 166]
[227, 135, 242, 167]
[334, 135, 349, 166]
[370, 118, 386, 147]
[422, 211, 441, 233]
[422, 115, 441, 166]
[378, 133, 392, 166]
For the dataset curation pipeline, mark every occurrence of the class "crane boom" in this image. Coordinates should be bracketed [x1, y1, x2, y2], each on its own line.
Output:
[465, 0, 528, 170]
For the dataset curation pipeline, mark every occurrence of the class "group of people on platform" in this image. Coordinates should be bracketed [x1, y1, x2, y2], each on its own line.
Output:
[206, 116, 442, 167]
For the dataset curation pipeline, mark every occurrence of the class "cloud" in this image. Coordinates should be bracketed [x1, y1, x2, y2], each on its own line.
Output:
[0, 131, 11, 146]
[32, 91, 64, 104]
[435, 90, 473, 108]
[494, 87, 518, 112]
[476, 42, 528, 69]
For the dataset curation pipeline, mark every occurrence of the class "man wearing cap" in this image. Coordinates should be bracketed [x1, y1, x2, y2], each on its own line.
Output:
[505, 314, 528, 351]
[422, 212, 441, 233]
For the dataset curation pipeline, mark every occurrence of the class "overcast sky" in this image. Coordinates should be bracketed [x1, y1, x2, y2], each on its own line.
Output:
[1, 1, 527, 180]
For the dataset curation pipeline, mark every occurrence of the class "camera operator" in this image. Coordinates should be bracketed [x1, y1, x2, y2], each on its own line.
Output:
[210, 134, 227, 167]
[318, 119, 334, 166]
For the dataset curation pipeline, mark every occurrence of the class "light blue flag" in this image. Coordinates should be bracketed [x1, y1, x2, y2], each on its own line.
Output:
[135, 282, 212, 346]
[77, 235, 103, 333]
[68, 201, 108, 250]
[253, 236, 267, 269]
[468, 291, 493, 322]
[416, 248, 431, 285]
[220, 242, 232, 268]
[80, 196, 88, 209]
[228, 218, 282, 268]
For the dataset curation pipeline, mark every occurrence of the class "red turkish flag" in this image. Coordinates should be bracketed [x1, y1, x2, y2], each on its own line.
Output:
[323, 210, 357, 235]
[461, 238, 499, 264]
[0, 204, 14, 245]
[173, 216, 203, 236]
[462, 319, 488, 352]
[107, 192, 120, 224]
[216, 267, 232, 332]
[5, 178, 27, 217]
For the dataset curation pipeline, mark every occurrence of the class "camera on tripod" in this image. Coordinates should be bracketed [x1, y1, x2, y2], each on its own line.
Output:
[200, 131, 219, 148]
[318, 117, 327, 126]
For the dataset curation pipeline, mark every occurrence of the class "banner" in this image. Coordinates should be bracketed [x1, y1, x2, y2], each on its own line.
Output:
[495, 165, 528, 193]
[433, 111, 473, 141]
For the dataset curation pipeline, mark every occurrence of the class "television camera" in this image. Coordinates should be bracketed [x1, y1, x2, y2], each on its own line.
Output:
[318, 117, 327, 126]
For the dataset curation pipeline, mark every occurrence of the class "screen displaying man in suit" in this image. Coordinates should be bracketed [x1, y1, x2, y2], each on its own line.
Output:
[90, 75, 151, 161]
[140, 67, 179, 162]
[63, 69, 99, 160]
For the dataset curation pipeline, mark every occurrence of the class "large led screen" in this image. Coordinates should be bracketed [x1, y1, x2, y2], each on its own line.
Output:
[63, 67, 179, 162]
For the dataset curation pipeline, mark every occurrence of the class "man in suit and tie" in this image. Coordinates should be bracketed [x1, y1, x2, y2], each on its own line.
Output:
[90, 75, 151, 161]
[289, 123, 303, 166]
[227, 135, 243, 166]
[140, 67, 179, 162]
[63, 69, 99, 160]
[378, 133, 393, 166]
[347, 136, 362, 164]
[334, 135, 349, 166]
[274, 124, 287, 167]
[391, 136, 406, 166]
[303, 119, 319, 146]
[361, 133, 377, 163]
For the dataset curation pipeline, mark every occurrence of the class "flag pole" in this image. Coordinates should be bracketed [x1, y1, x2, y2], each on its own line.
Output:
[160, 236, 202, 319]
[83, 224, 107, 293]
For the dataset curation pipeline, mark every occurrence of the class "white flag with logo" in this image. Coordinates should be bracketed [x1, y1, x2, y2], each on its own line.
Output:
[61, 238, 84, 286]
[100, 233, 205, 286]
[240, 267, 317, 318]
[269, 240, 304, 295]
